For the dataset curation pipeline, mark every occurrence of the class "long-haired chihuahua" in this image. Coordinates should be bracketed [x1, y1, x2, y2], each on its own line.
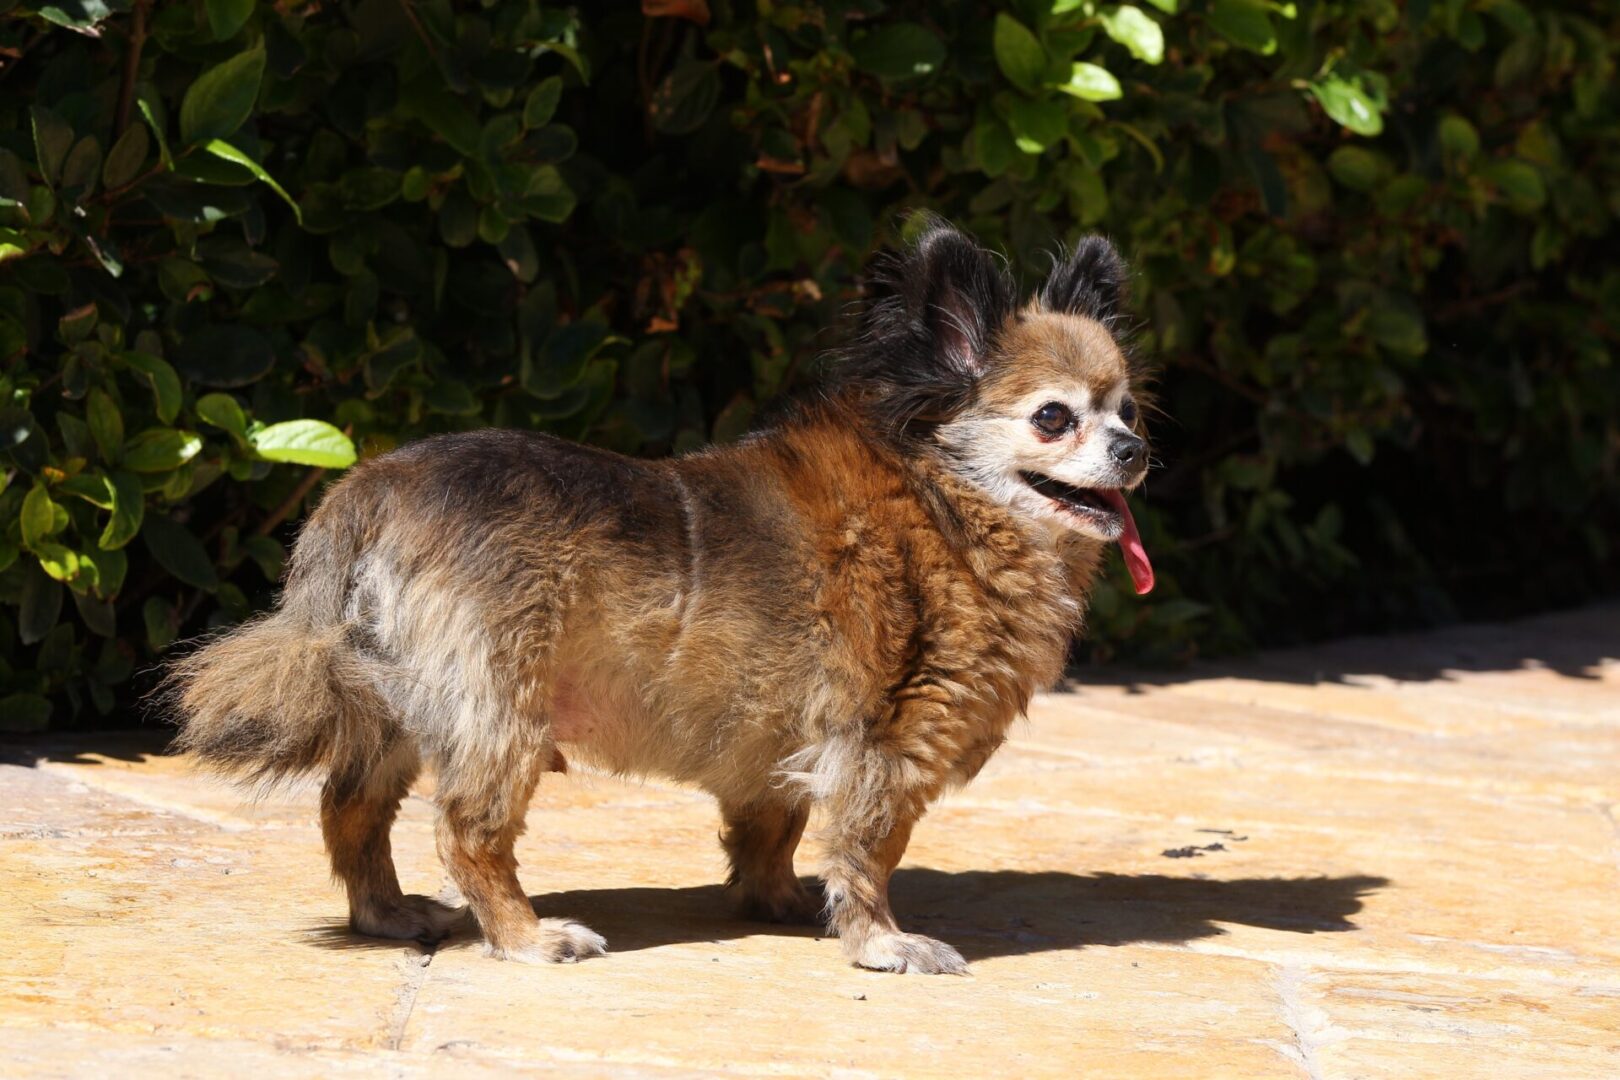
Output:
[170, 215, 1156, 974]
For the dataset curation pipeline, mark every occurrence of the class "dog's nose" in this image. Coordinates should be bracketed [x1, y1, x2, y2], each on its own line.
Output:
[1109, 434, 1145, 468]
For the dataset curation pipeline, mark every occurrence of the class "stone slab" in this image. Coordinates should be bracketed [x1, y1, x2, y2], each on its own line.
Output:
[1, 603, 1615, 1077]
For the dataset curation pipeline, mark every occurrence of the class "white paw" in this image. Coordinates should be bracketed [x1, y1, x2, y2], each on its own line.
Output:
[490, 918, 608, 964]
[849, 931, 968, 975]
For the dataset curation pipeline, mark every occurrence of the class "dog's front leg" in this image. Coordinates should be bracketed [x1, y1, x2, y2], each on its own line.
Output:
[816, 748, 967, 975]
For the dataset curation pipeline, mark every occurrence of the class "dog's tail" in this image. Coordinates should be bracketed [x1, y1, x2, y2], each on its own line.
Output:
[165, 490, 397, 790]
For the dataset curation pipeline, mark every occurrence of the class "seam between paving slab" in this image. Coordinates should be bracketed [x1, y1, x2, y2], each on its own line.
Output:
[1270, 966, 1330, 1080]
[385, 951, 435, 1052]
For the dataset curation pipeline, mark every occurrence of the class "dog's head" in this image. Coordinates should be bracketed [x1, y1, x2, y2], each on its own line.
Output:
[842, 215, 1154, 593]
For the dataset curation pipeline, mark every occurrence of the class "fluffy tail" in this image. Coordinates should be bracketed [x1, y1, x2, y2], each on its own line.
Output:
[166, 501, 397, 790]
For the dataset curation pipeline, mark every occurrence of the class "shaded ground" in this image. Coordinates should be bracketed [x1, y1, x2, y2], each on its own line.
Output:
[2, 604, 1617, 1077]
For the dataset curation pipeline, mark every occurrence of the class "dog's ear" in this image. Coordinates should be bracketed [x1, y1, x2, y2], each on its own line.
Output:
[904, 218, 1012, 378]
[839, 215, 1013, 433]
[1037, 235, 1128, 324]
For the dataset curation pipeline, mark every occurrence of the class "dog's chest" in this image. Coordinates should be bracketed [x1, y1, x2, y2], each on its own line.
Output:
[834, 505, 1080, 784]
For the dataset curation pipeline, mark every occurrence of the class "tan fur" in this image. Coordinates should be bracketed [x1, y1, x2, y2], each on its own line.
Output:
[168, 239, 1151, 974]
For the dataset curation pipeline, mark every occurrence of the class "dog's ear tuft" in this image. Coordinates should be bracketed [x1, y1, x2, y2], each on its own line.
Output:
[1037, 235, 1128, 323]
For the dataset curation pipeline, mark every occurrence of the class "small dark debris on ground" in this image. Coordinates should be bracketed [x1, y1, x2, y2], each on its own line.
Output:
[1162, 843, 1227, 858]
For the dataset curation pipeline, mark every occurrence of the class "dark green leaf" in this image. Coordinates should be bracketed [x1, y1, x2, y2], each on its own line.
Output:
[73, 588, 117, 637]
[0, 693, 52, 732]
[521, 166, 576, 224]
[1209, 0, 1277, 54]
[338, 167, 401, 211]
[58, 471, 113, 509]
[497, 224, 539, 283]
[99, 471, 144, 550]
[1481, 159, 1546, 212]
[143, 596, 178, 651]
[196, 392, 248, 440]
[60, 136, 103, 199]
[18, 562, 63, 645]
[1008, 99, 1068, 153]
[87, 388, 124, 462]
[850, 23, 946, 81]
[179, 44, 266, 146]
[0, 149, 27, 209]
[122, 351, 184, 422]
[172, 324, 275, 387]
[241, 534, 284, 582]
[1326, 146, 1389, 191]
[30, 106, 74, 188]
[993, 15, 1047, 92]
[522, 321, 612, 398]
[523, 76, 563, 128]
[650, 61, 720, 135]
[400, 79, 481, 156]
[120, 428, 203, 473]
[206, 0, 255, 40]
[143, 513, 219, 591]
[102, 124, 150, 190]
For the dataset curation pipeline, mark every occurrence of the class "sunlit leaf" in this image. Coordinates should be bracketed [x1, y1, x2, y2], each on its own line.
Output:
[1099, 6, 1165, 64]
[1056, 63, 1123, 102]
[250, 420, 357, 468]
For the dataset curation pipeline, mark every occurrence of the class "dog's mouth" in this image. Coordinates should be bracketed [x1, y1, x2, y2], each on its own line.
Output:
[1019, 472, 1155, 595]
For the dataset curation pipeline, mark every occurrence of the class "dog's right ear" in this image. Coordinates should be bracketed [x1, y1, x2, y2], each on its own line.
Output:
[842, 215, 1013, 433]
[900, 218, 1013, 380]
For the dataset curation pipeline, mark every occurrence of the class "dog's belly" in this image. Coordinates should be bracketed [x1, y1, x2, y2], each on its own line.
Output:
[543, 662, 798, 800]
[547, 672, 645, 767]
[546, 668, 713, 783]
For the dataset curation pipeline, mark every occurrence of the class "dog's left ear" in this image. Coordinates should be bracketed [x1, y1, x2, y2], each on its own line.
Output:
[1036, 236, 1128, 324]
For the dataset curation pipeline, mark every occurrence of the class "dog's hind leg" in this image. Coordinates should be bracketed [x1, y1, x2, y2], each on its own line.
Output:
[433, 736, 606, 964]
[720, 796, 816, 924]
[321, 742, 464, 943]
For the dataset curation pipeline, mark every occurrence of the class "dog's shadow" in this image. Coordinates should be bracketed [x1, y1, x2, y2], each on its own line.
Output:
[312, 868, 1388, 960]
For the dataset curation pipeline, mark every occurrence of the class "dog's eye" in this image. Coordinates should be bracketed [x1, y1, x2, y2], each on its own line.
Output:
[1119, 397, 1138, 426]
[1031, 402, 1074, 435]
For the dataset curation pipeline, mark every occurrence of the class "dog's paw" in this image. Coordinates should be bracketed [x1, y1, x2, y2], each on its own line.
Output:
[490, 919, 608, 964]
[848, 931, 968, 975]
[736, 882, 821, 926]
[352, 894, 468, 945]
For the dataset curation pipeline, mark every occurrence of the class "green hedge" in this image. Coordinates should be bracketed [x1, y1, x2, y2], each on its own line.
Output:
[2, 1, 1616, 728]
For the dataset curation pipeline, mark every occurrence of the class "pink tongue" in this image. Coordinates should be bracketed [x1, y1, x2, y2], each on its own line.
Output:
[1095, 490, 1155, 595]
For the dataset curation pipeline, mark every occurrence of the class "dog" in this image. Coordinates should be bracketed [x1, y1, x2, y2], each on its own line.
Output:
[169, 216, 1156, 974]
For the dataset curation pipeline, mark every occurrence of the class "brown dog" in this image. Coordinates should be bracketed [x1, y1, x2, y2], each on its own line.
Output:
[170, 217, 1156, 974]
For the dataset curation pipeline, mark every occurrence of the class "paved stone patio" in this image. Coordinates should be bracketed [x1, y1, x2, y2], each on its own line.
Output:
[3, 604, 1617, 1078]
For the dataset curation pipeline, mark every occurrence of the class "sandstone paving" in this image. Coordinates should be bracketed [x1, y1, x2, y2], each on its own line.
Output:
[2, 603, 1617, 1077]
